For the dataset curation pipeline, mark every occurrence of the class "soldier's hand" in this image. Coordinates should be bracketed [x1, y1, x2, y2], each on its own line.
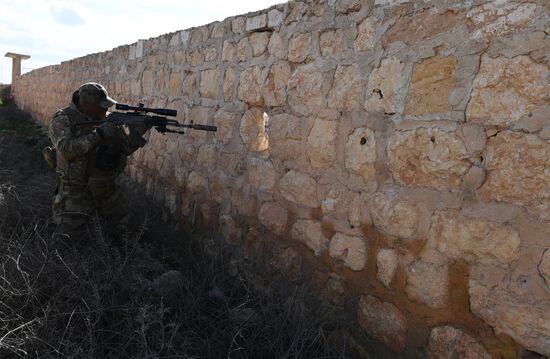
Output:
[98, 121, 119, 138]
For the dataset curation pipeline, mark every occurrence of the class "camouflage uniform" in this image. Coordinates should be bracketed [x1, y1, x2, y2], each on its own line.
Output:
[48, 85, 147, 231]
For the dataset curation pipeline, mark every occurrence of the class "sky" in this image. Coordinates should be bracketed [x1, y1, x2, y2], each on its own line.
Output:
[0, 0, 283, 84]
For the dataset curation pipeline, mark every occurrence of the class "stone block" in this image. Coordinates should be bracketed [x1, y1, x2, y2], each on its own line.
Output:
[377, 248, 398, 287]
[223, 67, 235, 101]
[345, 127, 377, 182]
[467, 55, 550, 128]
[357, 295, 407, 352]
[263, 62, 291, 107]
[383, 8, 464, 46]
[426, 326, 490, 359]
[249, 32, 270, 57]
[247, 157, 276, 192]
[268, 33, 286, 60]
[404, 56, 457, 116]
[328, 64, 361, 112]
[406, 250, 449, 309]
[355, 17, 378, 51]
[186, 171, 206, 194]
[280, 170, 318, 208]
[246, 14, 268, 32]
[288, 33, 311, 63]
[478, 131, 550, 220]
[199, 69, 221, 99]
[222, 41, 235, 61]
[364, 58, 407, 114]
[329, 233, 367, 271]
[307, 119, 338, 169]
[428, 210, 520, 266]
[259, 202, 288, 235]
[388, 128, 470, 192]
[238, 65, 264, 106]
[467, 2, 539, 41]
[268, 9, 284, 28]
[369, 191, 418, 239]
[335, 0, 361, 14]
[320, 30, 344, 58]
[288, 64, 326, 115]
[270, 113, 302, 141]
[291, 220, 326, 256]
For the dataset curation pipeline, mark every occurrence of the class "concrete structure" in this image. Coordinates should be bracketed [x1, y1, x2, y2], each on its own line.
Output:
[9, 0, 550, 356]
[4, 52, 30, 84]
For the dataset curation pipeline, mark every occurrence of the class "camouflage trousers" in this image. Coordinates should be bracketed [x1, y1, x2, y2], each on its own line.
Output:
[52, 177, 134, 236]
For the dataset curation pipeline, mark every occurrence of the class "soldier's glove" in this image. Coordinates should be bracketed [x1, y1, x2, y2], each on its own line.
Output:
[96, 121, 119, 139]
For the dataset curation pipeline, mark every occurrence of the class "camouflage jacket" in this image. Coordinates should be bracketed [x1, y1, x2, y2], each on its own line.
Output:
[48, 101, 146, 188]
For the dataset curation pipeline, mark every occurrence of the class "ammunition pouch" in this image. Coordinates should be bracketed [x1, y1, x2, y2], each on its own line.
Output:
[95, 143, 122, 171]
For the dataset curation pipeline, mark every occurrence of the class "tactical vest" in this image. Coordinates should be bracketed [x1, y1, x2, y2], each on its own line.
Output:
[54, 105, 127, 197]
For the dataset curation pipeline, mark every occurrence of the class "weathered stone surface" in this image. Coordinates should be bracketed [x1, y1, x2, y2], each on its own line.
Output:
[270, 113, 302, 141]
[355, 16, 378, 51]
[280, 170, 318, 208]
[426, 326, 490, 359]
[168, 72, 182, 96]
[357, 295, 407, 352]
[404, 56, 457, 116]
[345, 127, 376, 181]
[246, 14, 268, 32]
[539, 249, 550, 289]
[365, 58, 407, 114]
[268, 32, 286, 59]
[223, 67, 235, 101]
[232, 190, 257, 218]
[238, 65, 264, 106]
[377, 248, 398, 288]
[406, 250, 449, 309]
[199, 69, 221, 99]
[383, 9, 464, 46]
[186, 171, 207, 194]
[335, 0, 361, 14]
[307, 119, 338, 169]
[291, 220, 326, 256]
[461, 166, 486, 195]
[240, 108, 269, 152]
[249, 32, 269, 57]
[268, 9, 284, 28]
[467, 55, 550, 128]
[467, 2, 540, 41]
[222, 41, 235, 61]
[197, 144, 217, 169]
[479, 131, 550, 220]
[328, 64, 361, 112]
[247, 157, 276, 192]
[428, 210, 521, 266]
[320, 30, 344, 58]
[214, 110, 239, 146]
[329, 233, 367, 271]
[288, 64, 326, 115]
[263, 62, 290, 107]
[469, 278, 550, 356]
[369, 191, 418, 239]
[388, 129, 470, 191]
[186, 48, 204, 66]
[288, 33, 311, 63]
[237, 37, 251, 62]
[460, 124, 486, 154]
[259, 202, 288, 235]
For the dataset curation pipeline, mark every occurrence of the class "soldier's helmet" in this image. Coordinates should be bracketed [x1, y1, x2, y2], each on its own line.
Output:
[78, 82, 117, 109]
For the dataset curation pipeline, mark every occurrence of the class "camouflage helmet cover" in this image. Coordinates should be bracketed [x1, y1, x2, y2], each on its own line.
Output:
[78, 82, 116, 109]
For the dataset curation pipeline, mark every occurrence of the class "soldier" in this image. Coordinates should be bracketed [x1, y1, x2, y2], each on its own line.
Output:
[48, 82, 149, 234]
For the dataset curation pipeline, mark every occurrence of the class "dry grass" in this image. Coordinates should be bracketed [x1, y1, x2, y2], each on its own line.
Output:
[0, 105, 347, 358]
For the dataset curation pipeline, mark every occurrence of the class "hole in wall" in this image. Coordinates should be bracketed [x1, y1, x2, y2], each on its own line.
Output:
[373, 89, 383, 99]
[263, 111, 270, 134]
[360, 137, 367, 145]
[430, 136, 436, 143]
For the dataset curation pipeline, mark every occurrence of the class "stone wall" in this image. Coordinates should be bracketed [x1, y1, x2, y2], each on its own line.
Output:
[12, 0, 550, 356]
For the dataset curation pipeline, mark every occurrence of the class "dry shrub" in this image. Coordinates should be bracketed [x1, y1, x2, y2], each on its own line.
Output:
[0, 109, 345, 358]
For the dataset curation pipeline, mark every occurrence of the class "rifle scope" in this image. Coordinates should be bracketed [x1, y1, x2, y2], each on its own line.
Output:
[116, 103, 177, 117]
